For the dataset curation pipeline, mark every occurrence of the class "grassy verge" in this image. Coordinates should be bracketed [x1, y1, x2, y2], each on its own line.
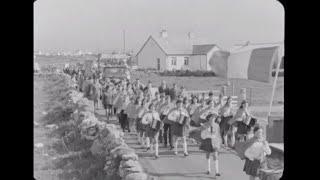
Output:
[35, 73, 109, 180]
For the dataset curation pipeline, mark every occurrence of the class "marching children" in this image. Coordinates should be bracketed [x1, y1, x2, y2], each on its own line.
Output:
[160, 95, 175, 149]
[199, 113, 222, 177]
[191, 99, 208, 127]
[218, 96, 233, 148]
[229, 100, 252, 147]
[242, 126, 271, 180]
[141, 103, 162, 159]
[167, 100, 190, 156]
[136, 99, 149, 146]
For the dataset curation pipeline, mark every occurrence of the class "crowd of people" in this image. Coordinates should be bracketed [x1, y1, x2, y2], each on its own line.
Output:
[62, 64, 272, 180]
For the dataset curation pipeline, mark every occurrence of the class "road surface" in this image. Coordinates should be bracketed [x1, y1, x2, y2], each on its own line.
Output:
[95, 107, 251, 180]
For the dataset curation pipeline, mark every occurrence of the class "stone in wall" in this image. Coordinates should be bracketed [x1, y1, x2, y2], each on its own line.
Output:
[122, 152, 139, 161]
[123, 172, 148, 180]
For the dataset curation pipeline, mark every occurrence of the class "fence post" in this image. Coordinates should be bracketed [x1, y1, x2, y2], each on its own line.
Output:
[250, 87, 253, 106]
[240, 88, 246, 101]
[221, 86, 227, 96]
[232, 82, 235, 96]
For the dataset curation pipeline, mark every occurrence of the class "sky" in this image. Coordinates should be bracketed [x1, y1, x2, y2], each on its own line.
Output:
[34, 0, 284, 53]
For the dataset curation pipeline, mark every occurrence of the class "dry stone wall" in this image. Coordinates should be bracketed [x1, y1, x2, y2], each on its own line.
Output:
[57, 72, 148, 180]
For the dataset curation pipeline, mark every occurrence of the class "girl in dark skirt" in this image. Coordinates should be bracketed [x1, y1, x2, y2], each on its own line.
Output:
[232, 100, 253, 144]
[199, 113, 222, 177]
[118, 109, 129, 132]
[218, 96, 233, 147]
[141, 103, 161, 158]
[167, 100, 190, 156]
[136, 99, 149, 146]
[190, 99, 208, 127]
[243, 126, 271, 180]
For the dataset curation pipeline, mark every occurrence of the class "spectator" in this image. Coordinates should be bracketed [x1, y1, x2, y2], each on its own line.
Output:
[207, 91, 215, 105]
[158, 80, 170, 96]
[169, 83, 179, 101]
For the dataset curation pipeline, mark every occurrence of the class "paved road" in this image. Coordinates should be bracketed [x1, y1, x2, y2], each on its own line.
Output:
[95, 107, 250, 180]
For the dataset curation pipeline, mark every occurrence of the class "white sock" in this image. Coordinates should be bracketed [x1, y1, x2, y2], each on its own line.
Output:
[175, 139, 179, 153]
[214, 160, 219, 174]
[207, 158, 211, 172]
[146, 137, 150, 148]
[155, 143, 159, 156]
[183, 137, 188, 154]
[137, 134, 141, 143]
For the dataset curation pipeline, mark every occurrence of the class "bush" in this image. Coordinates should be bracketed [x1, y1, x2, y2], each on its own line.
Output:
[159, 70, 216, 77]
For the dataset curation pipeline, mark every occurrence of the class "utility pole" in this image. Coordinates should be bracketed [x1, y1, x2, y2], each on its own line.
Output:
[123, 30, 126, 54]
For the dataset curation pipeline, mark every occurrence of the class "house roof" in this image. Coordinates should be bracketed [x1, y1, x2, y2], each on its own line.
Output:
[152, 36, 193, 55]
[101, 54, 130, 59]
[230, 42, 284, 57]
[136, 35, 219, 56]
[192, 44, 216, 55]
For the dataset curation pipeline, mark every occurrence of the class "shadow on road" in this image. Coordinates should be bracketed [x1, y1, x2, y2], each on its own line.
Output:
[147, 171, 217, 179]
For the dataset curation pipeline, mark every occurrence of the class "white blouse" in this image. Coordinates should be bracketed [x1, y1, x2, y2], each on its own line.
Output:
[141, 111, 160, 125]
[167, 108, 189, 121]
[244, 140, 272, 161]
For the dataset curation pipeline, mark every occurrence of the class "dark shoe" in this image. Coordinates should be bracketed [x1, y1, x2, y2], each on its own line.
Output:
[155, 155, 159, 159]
[216, 173, 221, 176]
[184, 152, 189, 156]
[145, 147, 150, 152]
[206, 171, 210, 175]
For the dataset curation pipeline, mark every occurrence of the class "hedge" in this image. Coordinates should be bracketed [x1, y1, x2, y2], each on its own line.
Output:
[159, 70, 216, 77]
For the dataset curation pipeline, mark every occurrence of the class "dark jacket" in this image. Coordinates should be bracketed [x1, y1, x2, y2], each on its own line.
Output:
[169, 88, 179, 101]
[158, 85, 170, 95]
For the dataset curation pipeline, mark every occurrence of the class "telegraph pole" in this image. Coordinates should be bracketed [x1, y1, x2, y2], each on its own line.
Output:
[123, 30, 126, 54]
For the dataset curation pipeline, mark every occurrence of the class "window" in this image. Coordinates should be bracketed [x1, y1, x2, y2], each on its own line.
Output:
[184, 57, 189, 65]
[171, 57, 177, 65]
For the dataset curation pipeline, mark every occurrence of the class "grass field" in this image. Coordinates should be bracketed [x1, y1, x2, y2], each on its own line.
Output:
[131, 71, 284, 106]
[35, 56, 284, 118]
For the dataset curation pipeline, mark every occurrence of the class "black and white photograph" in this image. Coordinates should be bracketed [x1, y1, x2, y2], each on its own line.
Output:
[34, 0, 284, 180]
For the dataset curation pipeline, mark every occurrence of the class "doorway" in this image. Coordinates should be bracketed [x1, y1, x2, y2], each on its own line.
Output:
[157, 58, 160, 70]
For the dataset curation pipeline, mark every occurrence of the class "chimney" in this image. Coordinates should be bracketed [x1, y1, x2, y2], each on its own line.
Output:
[160, 29, 168, 38]
[187, 32, 195, 40]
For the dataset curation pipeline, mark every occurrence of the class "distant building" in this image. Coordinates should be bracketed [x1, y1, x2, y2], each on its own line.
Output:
[226, 42, 284, 82]
[231, 42, 284, 69]
[136, 30, 226, 71]
[100, 53, 130, 64]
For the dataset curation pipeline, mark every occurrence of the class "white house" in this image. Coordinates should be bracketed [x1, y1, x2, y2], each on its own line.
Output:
[136, 30, 224, 71]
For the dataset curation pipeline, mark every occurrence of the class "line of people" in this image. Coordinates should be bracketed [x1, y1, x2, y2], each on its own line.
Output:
[63, 67, 272, 180]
